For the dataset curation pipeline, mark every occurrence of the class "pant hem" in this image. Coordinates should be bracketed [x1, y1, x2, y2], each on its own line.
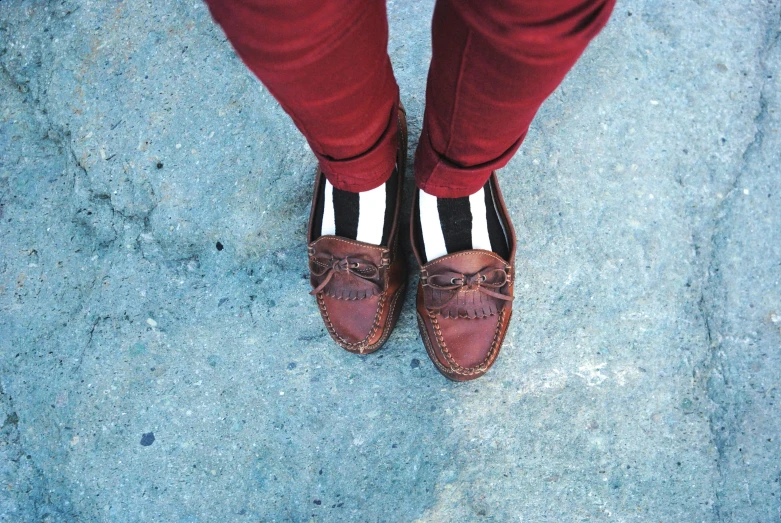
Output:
[413, 125, 527, 198]
[317, 97, 400, 193]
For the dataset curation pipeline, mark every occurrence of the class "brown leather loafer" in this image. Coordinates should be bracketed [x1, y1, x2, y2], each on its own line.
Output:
[306, 105, 408, 354]
[411, 173, 516, 380]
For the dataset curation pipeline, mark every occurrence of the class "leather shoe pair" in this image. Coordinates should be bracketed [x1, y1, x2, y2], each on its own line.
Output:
[306, 106, 515, 380]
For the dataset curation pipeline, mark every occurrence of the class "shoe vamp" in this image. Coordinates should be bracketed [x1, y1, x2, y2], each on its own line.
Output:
[434, 314, 500, 369]
[321, 294, 383, 345]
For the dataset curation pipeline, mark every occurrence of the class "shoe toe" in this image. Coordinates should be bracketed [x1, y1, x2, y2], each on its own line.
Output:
[317, 293, 384, 352]
[422, 309, 505, 377]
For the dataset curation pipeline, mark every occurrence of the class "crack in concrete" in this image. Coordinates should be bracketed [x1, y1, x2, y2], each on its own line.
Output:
[0, 378, 69, 521]
[0, 10, 109, 519]
[3, 3, 159, 259]
[694, 7, 781, 520]
[77, 314, 110, 373]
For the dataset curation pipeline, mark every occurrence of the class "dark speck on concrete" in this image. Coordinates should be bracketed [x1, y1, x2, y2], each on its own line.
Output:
[156, 161, 163, 169]
[410, 358, 421, 369]
[140, 432, 155, 446]
[3, 412, 19, 427]
[313, 499, 321, 505]
[287, 362, 297, 370]
[216, 241, 224, 251]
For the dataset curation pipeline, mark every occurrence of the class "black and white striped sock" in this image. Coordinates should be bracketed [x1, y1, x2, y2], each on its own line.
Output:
[311, 168, 398, 246]
[415, 178, 509, 263]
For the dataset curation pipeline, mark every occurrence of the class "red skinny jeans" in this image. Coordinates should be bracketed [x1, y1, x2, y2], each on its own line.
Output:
[205, 0, 615, 198]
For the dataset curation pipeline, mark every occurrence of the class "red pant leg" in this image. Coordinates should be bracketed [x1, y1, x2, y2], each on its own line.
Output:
[205, 0, 399, 192]
[415, 0, 616, 198]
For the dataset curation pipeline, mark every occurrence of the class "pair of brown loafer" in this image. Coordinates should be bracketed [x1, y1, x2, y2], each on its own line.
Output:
[306, 105, 516, 381]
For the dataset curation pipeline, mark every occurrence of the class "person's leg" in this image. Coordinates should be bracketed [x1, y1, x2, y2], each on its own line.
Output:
[418, 0, 615, 197]
[413, 0, 615, 381]
[206, 0, 398, 191]
[206, 0, 408, 353]
[414, 0, 615, 262]
[206, 0, 401, 245]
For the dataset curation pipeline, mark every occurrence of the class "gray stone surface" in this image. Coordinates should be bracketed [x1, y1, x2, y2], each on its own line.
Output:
[1, 0, 779, 521]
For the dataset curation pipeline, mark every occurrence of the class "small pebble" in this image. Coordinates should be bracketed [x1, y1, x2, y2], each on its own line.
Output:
[140, 432, 155, 446]
[146, 318, 157, 328]
[410, 358, 421, 369]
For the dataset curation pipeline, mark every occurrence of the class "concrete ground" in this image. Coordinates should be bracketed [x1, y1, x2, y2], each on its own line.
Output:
[1, 0, 780, 521]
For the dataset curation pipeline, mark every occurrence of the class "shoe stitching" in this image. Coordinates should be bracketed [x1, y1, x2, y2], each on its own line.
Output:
[318, 273, 405, 354]
[311, 258, 385, 277]
[322, 290, 381, 301]
[423, 250, 511, 270]
[312, 236, 389, 255]
[418, 313, 468, 379]
[318, 291, 385, 353]
[366, 281, 405, 352]
[426, 306, 506, 376]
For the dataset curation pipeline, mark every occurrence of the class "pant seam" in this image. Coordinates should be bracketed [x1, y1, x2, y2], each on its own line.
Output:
[443, 28, 473, 159]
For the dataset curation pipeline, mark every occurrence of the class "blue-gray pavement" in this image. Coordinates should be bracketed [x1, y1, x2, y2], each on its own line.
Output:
[1, 0, 779, 521]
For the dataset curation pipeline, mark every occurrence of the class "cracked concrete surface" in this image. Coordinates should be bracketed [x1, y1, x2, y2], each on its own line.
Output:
[1, 0, 780, 521]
